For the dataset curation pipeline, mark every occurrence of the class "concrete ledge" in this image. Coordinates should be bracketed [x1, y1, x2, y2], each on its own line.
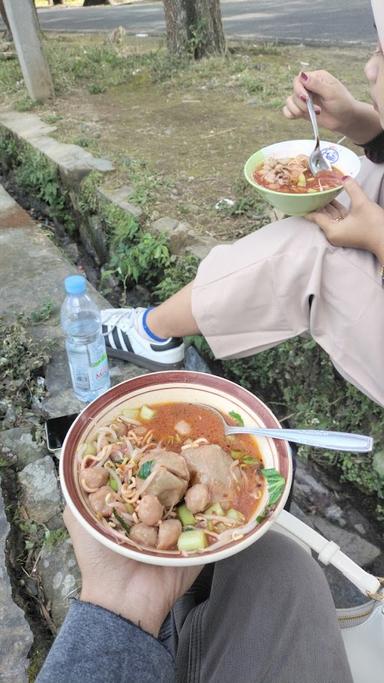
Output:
[0, 110, 218, 271]
[0, 112, 114, 184]
[99, 185, 143, 219]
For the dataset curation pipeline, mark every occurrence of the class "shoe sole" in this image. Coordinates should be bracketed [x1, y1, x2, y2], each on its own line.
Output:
[106, 346, 184, 372]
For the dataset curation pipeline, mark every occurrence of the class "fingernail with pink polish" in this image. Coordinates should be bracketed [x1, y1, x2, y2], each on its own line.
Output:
[300, 94, 308, 102]
[300, 71, 308, 81]
[341, 175, 350, 181]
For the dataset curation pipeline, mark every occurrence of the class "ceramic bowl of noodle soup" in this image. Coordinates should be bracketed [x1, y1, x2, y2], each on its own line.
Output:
[60, 371, 292, 566]
[244, 139, 361, 216]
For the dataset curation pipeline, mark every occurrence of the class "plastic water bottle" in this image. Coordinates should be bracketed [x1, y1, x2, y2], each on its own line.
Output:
[61, 275, 110, 403]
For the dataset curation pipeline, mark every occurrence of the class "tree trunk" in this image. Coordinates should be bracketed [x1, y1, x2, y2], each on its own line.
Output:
[163, 0, 225, 59]
[83, 0, 110, 6]
[188, 0, 225, 58]
[163, 0, 189, 55]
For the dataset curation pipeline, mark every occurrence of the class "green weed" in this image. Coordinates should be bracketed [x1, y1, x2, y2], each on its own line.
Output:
[154, 253, 200, 301]
[78, 178, 172, 293]
[0, 132, 18, 170]
[44, 528, 69, 548]
[43, 113, 64, 125]
[149, 51, 191, 82]
[29, 301, 56, 324]
[120, 157, 167, 208]
[221, 338, 384, 505]
[0, 133, 76, 232]
[88, 83, 106, 95]
[0, 317, 51, 427]
[107, 229, 170, 291]
[14, 96, 40, 112]
[72, 136, 91, 148]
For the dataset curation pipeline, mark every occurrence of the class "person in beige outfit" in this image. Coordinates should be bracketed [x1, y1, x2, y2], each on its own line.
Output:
[101, 6, 384, 409]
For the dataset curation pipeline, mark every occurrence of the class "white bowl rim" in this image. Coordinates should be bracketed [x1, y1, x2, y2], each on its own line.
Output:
[60, 370, 293, 567]
[244, 138, 361, 198]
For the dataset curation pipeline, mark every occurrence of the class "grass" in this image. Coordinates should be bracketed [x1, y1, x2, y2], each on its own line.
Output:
[0, 33, 372, 239]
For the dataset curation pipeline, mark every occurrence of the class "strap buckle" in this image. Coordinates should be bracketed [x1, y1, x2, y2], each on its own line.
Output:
[367, 577, 384, 602]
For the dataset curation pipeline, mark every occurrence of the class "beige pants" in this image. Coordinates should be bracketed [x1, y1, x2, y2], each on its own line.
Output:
[192, 157, 384, 407]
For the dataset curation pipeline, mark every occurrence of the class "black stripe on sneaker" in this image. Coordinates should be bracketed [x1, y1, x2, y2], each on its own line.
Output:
[150, 337, 183, 352]
[121, 331, 133, 353]
[102, 324, 108, 335]
[112, 327, 122, 351]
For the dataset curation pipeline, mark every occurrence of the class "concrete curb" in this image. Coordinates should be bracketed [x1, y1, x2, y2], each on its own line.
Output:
[0, 112, 114, 185]
[0, 110, 219, 261]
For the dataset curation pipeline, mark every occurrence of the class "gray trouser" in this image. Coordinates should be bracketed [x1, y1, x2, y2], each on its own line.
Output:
[162, 531, 353, 683]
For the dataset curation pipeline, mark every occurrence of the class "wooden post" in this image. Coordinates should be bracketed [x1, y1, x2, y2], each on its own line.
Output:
[0, 1, 11, 38]
[3, 0, 54, 101]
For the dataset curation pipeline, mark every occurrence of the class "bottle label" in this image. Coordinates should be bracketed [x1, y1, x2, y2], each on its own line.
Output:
[88, 340, 109, 390]
[68, 336, 109, 395]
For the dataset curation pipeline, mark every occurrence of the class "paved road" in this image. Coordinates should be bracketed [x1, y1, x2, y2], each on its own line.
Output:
[33, 0, 375, 45]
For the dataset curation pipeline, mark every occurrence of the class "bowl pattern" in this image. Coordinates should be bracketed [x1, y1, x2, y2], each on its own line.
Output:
[244, 139, 361, 217]
[60, 371, 292, 566]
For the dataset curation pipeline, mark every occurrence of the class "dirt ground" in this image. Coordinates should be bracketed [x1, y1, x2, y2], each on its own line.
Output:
[2, 34, 374, 240]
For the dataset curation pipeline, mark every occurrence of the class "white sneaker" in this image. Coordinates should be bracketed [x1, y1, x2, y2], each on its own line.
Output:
[101, 308, 185, 371]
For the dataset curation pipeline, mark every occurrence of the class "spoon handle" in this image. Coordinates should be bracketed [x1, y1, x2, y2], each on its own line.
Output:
[225, 427, 373, 452]
[306, 94, 320, 145]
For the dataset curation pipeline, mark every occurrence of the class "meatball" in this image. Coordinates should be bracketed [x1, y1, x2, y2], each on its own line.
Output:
[157, 519, 182, 550]
[80, 467, 109, 491]
[129, 523, 158, 548]
[88, 485, 115, 517]
[137, 495, 164, 526]
[185, 483, 210, 514]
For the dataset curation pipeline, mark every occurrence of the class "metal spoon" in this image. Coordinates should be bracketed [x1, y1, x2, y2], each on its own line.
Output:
[306, 94, 332, 175]
[199, 405, 373, 453]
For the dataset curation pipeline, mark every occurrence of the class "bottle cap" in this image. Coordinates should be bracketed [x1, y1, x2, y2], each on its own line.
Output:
[64, 275, 87, 295]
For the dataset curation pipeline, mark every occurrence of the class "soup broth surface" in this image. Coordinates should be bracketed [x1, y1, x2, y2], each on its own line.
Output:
[253, 154, 343, 194]
[76, 402, 267, 555]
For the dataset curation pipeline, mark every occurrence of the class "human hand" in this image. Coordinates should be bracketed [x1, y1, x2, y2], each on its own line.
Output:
[64, 507, 203, 637]
[306, 177, 384, 262]
[283, 70, 382, 144]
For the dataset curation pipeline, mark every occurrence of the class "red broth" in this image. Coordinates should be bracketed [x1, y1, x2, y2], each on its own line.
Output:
[145, 403, 265, 520]
[78, 402, 266, 552]
[253, 155, 344, 194]
[145, 403, 265, 522]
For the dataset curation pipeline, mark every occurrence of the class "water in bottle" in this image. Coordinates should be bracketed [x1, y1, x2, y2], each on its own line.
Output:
[61, 275, 110, 403]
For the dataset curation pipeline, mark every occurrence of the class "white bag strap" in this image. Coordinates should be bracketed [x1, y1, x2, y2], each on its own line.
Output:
[273, 509, 383, 598]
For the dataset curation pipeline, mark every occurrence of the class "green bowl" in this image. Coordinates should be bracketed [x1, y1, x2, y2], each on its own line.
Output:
[244, 139, 361, 216]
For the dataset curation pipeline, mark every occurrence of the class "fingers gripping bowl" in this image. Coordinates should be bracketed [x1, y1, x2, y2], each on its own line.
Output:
[60, 371, 292, 567]
[244, 139, 361, 216]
